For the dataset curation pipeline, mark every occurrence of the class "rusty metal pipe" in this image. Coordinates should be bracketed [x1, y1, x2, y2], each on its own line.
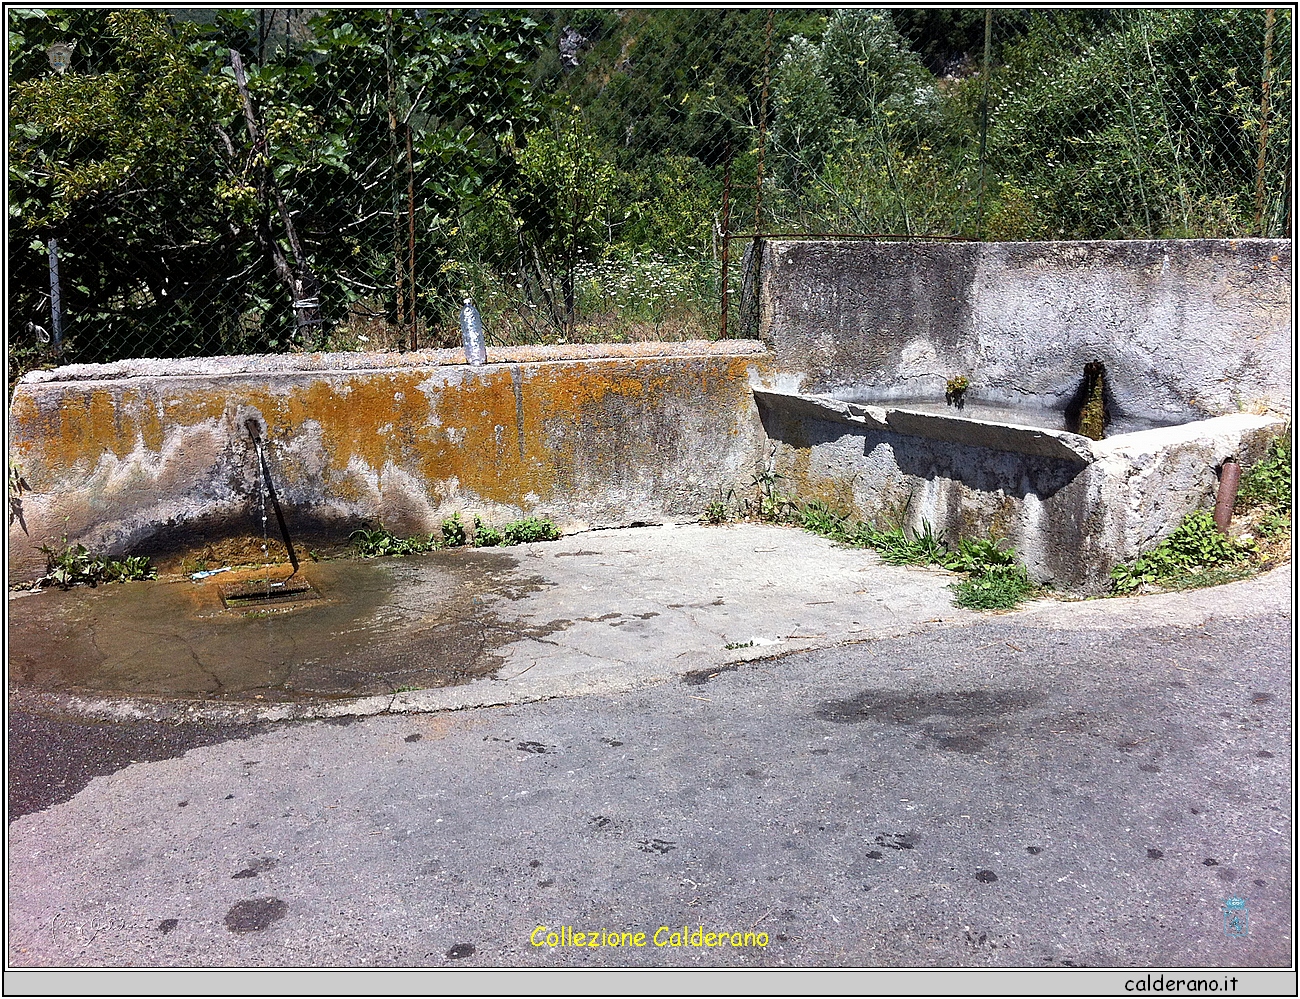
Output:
[1213, 459, 1242, 534]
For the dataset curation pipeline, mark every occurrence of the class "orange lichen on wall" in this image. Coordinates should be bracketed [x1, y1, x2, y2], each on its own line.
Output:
[8, 345, 774, 584]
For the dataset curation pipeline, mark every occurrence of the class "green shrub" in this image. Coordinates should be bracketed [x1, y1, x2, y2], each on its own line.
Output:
[502, 517, 562, 545]
[441, 512, 468, 548]
[473, 516, 504, 548]
[1238, 434, 1292, 513]
[37, 540, 156, 588]
[1111, 510, 1254, 593]
[349, 525, 436, 558]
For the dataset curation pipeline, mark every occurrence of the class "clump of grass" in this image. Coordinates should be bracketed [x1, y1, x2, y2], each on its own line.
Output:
[719, 482, 1037, 609]
[702, 487, 734, 525]
[1110, 510, 1255, 594]
[869, 521, 950, 566]
[949, 561, 1033, 610]
[349, 525, 437, 558]
[795, 498, 849, 540]
[37, 540, 156, 589]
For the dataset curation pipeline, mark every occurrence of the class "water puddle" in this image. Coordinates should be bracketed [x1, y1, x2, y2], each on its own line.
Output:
[8, 550, 564, 702]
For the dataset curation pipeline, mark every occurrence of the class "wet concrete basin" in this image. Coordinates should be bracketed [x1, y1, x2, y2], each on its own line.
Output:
[7, 550, 557, 702]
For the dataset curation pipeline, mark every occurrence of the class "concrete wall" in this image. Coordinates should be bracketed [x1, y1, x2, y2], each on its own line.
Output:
[757, 238, 1292, 424]
[8, 342, 772, 583]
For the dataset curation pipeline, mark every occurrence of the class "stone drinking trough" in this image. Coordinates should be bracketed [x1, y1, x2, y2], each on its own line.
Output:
[747, 237, 1290, 592]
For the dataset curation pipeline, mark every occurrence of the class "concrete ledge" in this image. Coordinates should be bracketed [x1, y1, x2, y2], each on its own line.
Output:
[753, 389, 1096, 462]
[19, 339, 769, 384]
[8, 342, 774, 584]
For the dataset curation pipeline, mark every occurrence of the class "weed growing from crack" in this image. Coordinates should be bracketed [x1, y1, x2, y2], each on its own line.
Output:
[701, 487, 1035, 610]
[349, 525, 438, 558]
[37, 539, 156, 589]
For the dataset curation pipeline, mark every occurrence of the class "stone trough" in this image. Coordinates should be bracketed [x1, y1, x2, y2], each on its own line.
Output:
[746, 237, 1291, 593]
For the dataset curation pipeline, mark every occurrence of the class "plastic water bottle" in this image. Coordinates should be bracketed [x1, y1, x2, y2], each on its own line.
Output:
[459, 298, 487, 366]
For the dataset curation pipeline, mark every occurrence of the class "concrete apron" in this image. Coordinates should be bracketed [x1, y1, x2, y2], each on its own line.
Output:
[9, 522, 1291, 728]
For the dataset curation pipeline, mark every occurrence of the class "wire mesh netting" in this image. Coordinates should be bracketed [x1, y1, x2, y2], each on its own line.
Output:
[7, 8, 1293, 384]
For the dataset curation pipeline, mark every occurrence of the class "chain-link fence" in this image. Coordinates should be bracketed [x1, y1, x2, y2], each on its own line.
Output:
[8, 8, 1293, 385]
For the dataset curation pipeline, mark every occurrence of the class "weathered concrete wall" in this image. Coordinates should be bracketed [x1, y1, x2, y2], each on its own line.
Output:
[758, 238, 1292, 423]
[8, 342, 772, 583]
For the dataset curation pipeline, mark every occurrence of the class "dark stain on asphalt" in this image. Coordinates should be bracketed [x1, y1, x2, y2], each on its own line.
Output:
[224, 897, 288, 933]
[638, 838, 675, 854]
[232, 857, 280, 879]
[404, 733, 422, 743]
[682, 663, 741, 687]
[874, 832, 916, 851]
[816, 689, 1036, 754]
[589, 815, 612, 830]
[1147, 848, 1165, 860]
[1257, 750, 1274, 758]
[538, 879, 555, 888]
[1203, 858, 1219, 866]
[7, 709, 272, 822]
[158, 919, 178, 934]
[516, 741, 550, 754]
[599, 737, 624, 747]
[528, 859, 542, 868]
[446, 943, 475, 960]
[1026, 846, 1042, 855]
[934, 733, 986, 753]
[865, 850, 883, 860]
[817, 689, 1037, 723]
[974, 870, 999, 883]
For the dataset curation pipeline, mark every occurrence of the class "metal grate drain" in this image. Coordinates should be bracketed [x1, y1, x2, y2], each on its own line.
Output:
[219, 577, 319, 610]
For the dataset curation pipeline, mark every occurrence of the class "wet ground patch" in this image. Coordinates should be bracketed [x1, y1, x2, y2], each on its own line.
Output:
[7, 549, 566, 702]
[6, 709, 271, 821]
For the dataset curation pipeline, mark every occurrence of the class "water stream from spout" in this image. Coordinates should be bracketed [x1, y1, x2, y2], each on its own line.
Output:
[246, 420, 299, 586]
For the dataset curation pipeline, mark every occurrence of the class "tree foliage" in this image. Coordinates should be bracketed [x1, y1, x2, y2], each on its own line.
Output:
[6, 7, 1290, 380]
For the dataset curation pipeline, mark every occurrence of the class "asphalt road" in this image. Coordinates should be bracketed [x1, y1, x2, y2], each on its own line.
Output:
[7, 570, 1291, 970]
